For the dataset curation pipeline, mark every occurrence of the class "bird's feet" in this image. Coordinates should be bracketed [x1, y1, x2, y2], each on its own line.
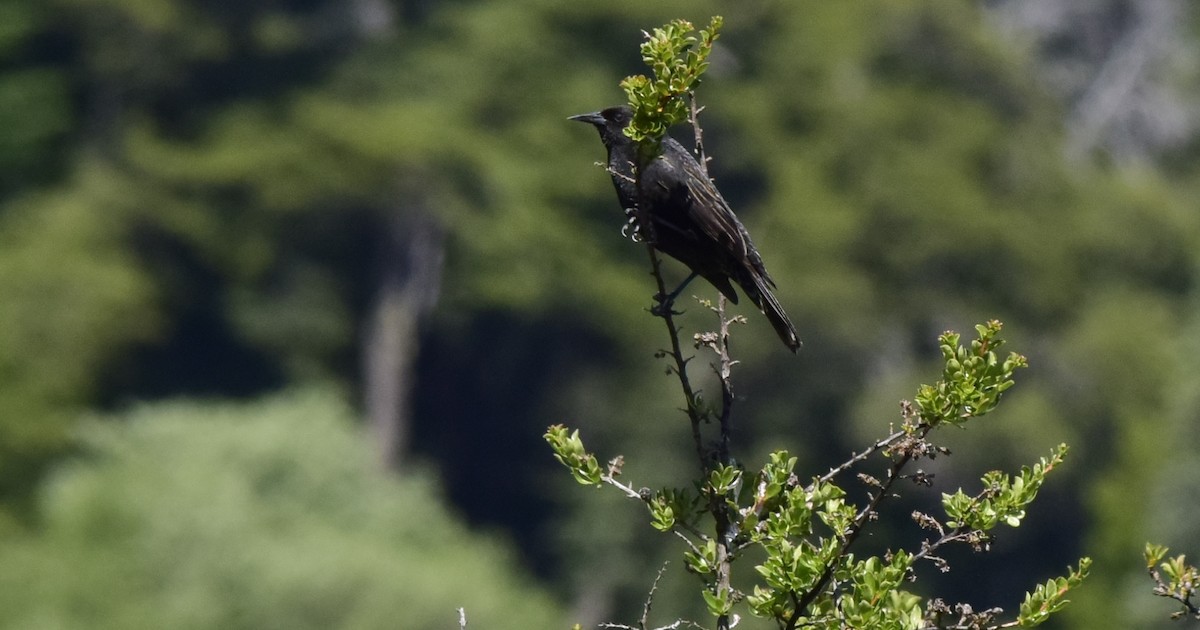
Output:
[650, 294, 680, 317]
[620, 208, 644, 243]
[650, 272, 699, 316]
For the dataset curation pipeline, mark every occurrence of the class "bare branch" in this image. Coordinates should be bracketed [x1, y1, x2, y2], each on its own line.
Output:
[818, 428, 909, 485]
[688, 93, 711, 176]
[644, 244, 707, 472]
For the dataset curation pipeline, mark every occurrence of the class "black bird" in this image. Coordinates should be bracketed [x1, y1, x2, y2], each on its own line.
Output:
[570, 105, 800, 352]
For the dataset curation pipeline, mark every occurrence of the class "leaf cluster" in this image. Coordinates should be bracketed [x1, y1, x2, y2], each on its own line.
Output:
[941, 445, 1064, 531]
[546, 426, 604, 486]
[1145, 543, 1200, 620]
[548, 322, 1091, 629]
[619, 17, 723, 149]
[0, 391, 564, 630]
[914, 321, 1026, 428]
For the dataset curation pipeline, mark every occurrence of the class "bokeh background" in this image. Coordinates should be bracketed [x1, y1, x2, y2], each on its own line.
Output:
[2, 0, 1199, 628]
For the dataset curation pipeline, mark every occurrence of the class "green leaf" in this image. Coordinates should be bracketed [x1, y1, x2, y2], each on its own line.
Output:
[1145, 542, 1169, 569]
[1017, 558, 1091, 626]
[702, 586, 733, 617]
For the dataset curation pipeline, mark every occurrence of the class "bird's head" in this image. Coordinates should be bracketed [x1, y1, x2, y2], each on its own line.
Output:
[568, 105, 632, 145]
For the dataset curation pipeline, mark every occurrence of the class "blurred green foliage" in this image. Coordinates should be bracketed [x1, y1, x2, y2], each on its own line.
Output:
[0, 390, 562, 629]
[0, 0, 1197, 627]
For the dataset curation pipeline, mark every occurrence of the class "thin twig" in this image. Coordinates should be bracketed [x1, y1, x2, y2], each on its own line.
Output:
[689, 93, 710, 176]
[672, 530, 705, 557]
[930, 620, 1022, 630]
[599, 469, 709, 551]
[601, 620, 708, 630]
[644, 244, 707, 472]
[910, 528, 986, 565]
[818, 429, 908, 484]
[785, 423, 937, 630]
[638, 562, 672, 629]
[1160, 573, 1200, 618]
[714, 295, 736, 463]
[1148, 565, 1200, 619]
[642, 250, 736, 630]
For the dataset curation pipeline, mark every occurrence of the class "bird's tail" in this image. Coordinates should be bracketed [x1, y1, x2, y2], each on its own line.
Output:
[747, 274, 801, 352]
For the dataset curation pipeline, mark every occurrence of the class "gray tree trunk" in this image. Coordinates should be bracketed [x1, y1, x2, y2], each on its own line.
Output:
[363, 212, 443, 470]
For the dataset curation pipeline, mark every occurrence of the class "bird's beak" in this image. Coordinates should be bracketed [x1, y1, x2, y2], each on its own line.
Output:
[568, 111, 605, 126]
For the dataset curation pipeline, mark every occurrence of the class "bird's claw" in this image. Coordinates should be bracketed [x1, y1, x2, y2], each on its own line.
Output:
[620, 208, 643, 242]
[650, 290, 687, 317]
[651, 272, 699, 316]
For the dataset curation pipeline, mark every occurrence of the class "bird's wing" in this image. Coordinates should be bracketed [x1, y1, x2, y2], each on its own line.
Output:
[663, 140, 752, 261]
[668, 140, 782, 290]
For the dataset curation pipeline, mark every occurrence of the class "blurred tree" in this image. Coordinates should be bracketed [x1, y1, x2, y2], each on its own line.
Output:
[0, 389, 563, 630]
[0, 165, 159, 518]
[985, 0, 1200, 164]
[0, 0, 72, 195]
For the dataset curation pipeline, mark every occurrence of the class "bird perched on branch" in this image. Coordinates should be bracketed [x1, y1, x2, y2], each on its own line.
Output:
[569, 105, 801, 352]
